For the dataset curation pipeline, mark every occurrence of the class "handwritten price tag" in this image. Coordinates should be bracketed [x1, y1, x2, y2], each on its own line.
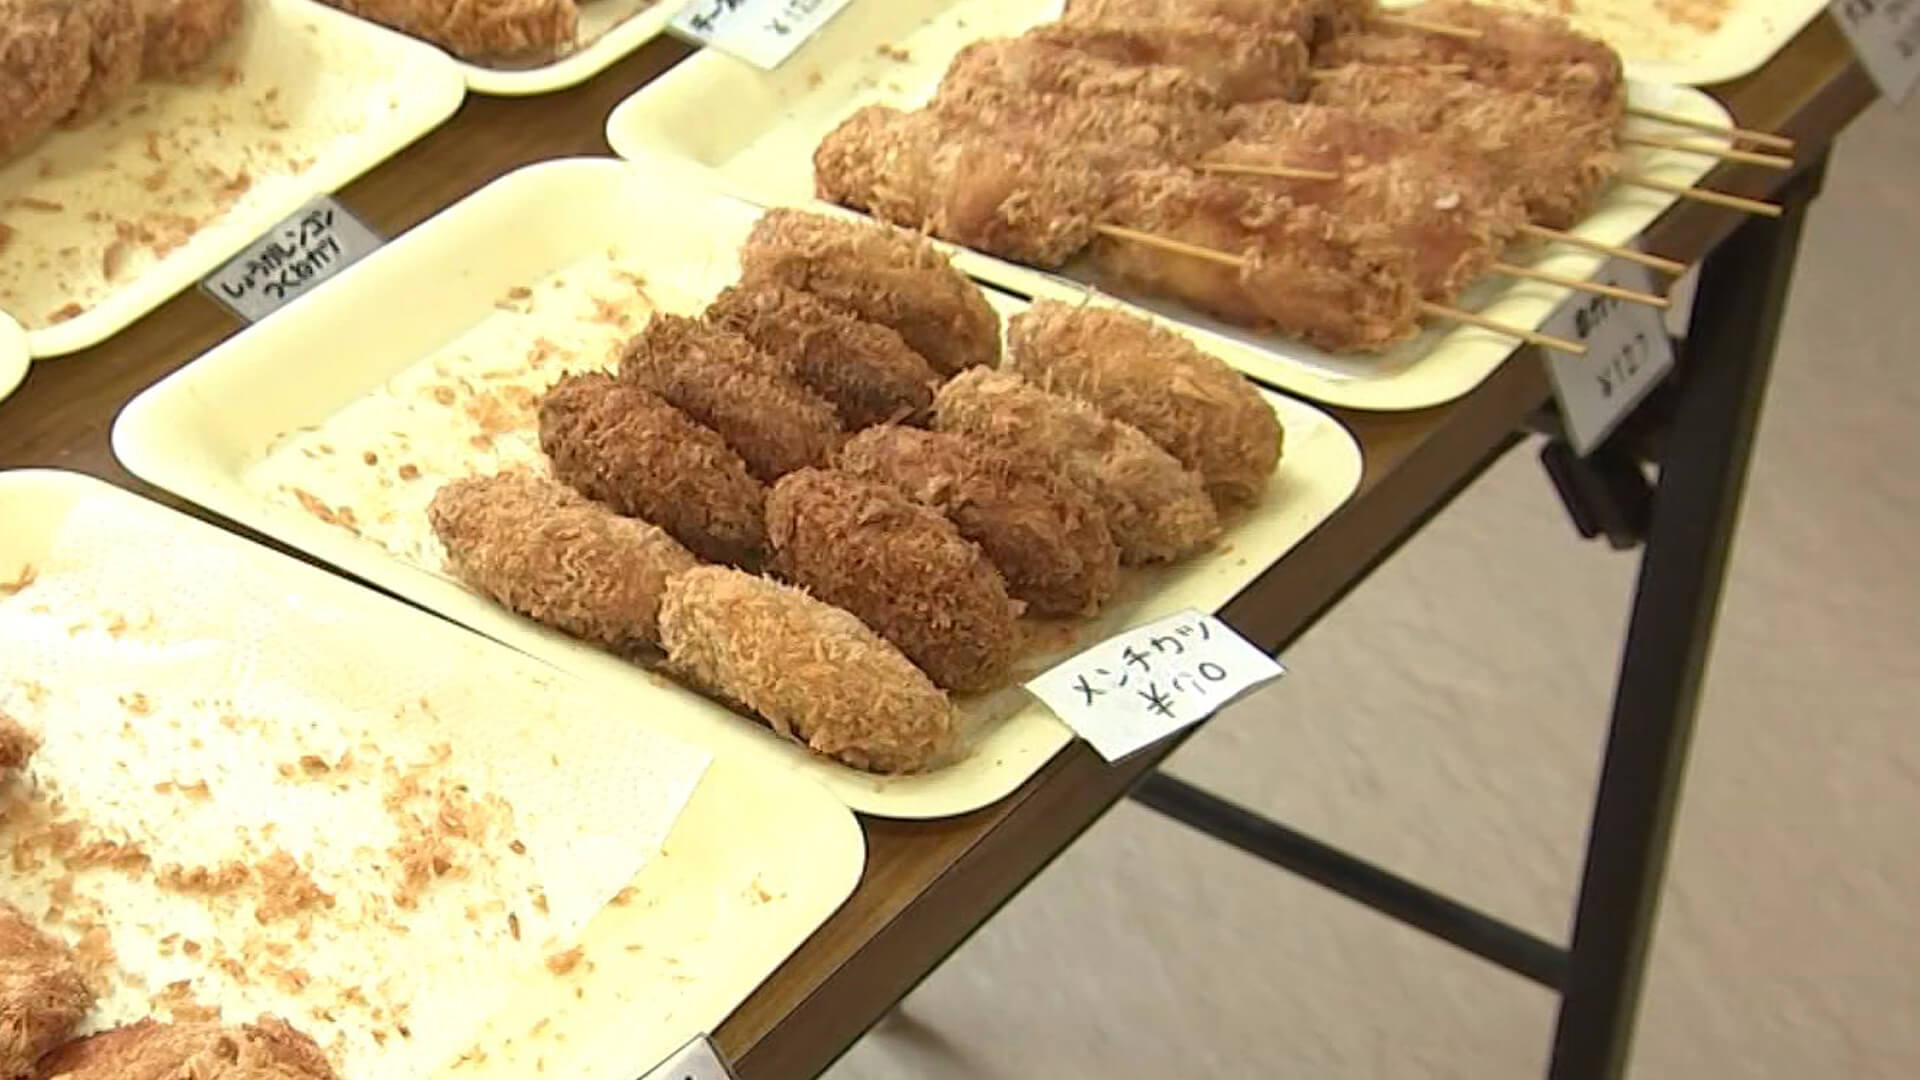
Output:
[1834, 0, 1920, 101]
[200, 196, 382, 323]
[1540, 260, 1677, 457]
[638, 1035, 738, 1080]
[1026, 610, 1285, 762]
[670, 0, 857, 68]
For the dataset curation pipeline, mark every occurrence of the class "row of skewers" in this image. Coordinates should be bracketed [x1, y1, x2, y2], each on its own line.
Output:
[813, 0, 1795, 355]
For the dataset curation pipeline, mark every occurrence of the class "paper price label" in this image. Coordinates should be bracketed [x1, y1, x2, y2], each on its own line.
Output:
[1541, 260, 1677, 457]
[1833, 0, 1920, 102]
[671, 0, 856, 68]
[201, 196, 382, 323]
[639, 1035, 738, 1080]
[1026, 610, 1285, 762]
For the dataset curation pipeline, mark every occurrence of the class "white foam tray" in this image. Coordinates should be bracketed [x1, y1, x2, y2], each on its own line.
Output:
[115, 157, 1362, 819]
[604, 0, 1729, 411]
[0, 315, 25, 404]
[0, 0, 465, 357]
[0, 468, 863, 1080]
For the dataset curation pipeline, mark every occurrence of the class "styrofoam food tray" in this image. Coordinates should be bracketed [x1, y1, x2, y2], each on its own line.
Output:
[0, 0, 465, 357]
[0, 468, 862, 1079]
[115, 157, 1362, 819]
[604, 0, 1728, 411]
[1379, 0, 1832, 86]
[0, 314, 25, 404]
[442, 0, 678, 96]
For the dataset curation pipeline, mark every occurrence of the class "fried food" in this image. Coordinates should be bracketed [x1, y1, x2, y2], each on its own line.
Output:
[930, 76, 1228, 172]
[1022, 18, 1309, 103]
[1009, 301, 1282, 507]
[705, 283, 938, 429]
[941, 35, 1225, 113]
[934, 369, 1219, 564]
[617, 314, 842, 482]
[738, 209, 1001, 378]
[0, 710, 36, 773]
[0, 902, 92, 1080]
[36, 1016, 338, 1080]
[767, 468, 1020, 693]
[538, 371, 767, 568]
[63, 0, 145, 125]
[814, 105, 1108, 268]
[659, 567, 955, 773]
[0, 0, 92, 161]
[141, 0, 245, 81]
[428, 472, 698, 651]
[325, 0, 575, 62]
[839, 425, 1120, 618]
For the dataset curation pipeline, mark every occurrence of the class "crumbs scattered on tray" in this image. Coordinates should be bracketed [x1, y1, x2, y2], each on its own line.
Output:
[875, 43, 911, 62]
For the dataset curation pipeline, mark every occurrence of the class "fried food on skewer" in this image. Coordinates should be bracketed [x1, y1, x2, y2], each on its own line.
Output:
[326, 0, 576, 62]
[141, 0, 246, 81]
[942, 36, 1225, 113]
[0, 901, 94, 1080]
[64, 0, 145, 125]
[705, 283, 939, 429]
[814, 105, 1109, 268]
[659, 567, 955, 774]
[839, 425, 1120, 618]
[738, 209, 1001, 377]
[36, 1016, 339, 1080]
[1065, 0, 1376, 44]
[931, 73, 1230, 169]
[1023, 17, 1310, 103]
[1008, 301, 1283, 507]
[768, 468, 1021, 693]
[0, 1, 91, 161]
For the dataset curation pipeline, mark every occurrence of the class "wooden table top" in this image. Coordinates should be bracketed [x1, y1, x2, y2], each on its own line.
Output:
[0, 17, 1877, 1079]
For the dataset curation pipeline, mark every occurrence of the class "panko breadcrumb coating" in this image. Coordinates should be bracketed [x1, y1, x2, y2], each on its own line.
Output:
[0, 710, 36, 773]
[36, 1016, 339, 1080]
[325, 0, 575, 62]
[63, 0, 145, 125]
[0, 902, 93, 1080]
[738, 209, 1001, 378]
[140, 0, 245, 81]
[768, 468, 1020, 693]
[934, 369, 1220, 564]
[659, 567, 955, 774]
[0, 0, 91, 161]
[1008, 301, 1282, 506]
[619, 314, 842, 482]
[838, 426, 1118, 618]
[539, 372, 767, 568]
[705, 283, 938, 430]
[429, 472, 698, 651]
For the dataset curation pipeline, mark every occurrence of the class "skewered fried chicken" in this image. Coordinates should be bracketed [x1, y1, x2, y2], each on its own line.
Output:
[0, 0, 91, 161]
[942, 36, 1224, 114]
[1023, 17, 1310, 103]
[1062, 0, 1373, 43]
[326, 0, 576, 62]
[65, 0, 145, 125]
[931, 75, 1229, 170]
[142, 0, 246, 81]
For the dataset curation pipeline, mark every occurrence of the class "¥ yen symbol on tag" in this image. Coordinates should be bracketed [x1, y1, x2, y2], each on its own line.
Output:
[639, 1035, 738, 1080]
[1541, 259, 1677, 457]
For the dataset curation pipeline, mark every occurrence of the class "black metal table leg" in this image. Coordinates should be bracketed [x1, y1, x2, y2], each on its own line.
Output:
[1545, 155, 1830, 1080]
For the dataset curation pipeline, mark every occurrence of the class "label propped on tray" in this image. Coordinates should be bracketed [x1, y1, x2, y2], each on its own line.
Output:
[640, 1035, 739, 1080]
[200, 195, 383, 323]
[1834, 0, 1920, 101]
[1026, 610, 1285, 762]
[670, 0, 856, 68]
[1540, 259, 1677, 456]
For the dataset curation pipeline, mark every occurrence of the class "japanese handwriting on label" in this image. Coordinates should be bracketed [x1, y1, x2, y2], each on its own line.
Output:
[639, 1035, 738, 1080]
[1026, 610, 1286, 763]
[1540, 259, 1677, 457]
[670, 0, 856, 68]
[200, 196, 383, 323]
[1833, 0, 1920, 102]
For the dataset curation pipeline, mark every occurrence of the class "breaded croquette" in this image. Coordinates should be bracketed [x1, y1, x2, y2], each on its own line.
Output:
[63, 0, 144, 125]
[326, 0, 573, 63]
[838, 426, 1118, 617]
[538, 372, 767, 568]
[618, 314, 842, 482]
[767, 468, 1020, 693]
[0, 1, 91, 161]
[0, 901, 93, 1080]
[0, 710, 35, 773]
[934, 369, 1220, 564]
[705, 283, 939, 429]
[140, 0, 245, 81]
[659, 567, 954, 773]
[738, 208, 1002, 378]
[429, 472, 697, 651]
[37, 1016, 340, 1080]
[1008, 301, 1283, 506]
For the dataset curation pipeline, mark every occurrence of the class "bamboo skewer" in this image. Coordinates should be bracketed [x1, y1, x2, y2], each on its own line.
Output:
[1516, 224, 1688, 276]
[1619, 174, 1784, 217]
[1622, 133, 1794, 169]
[1197, 161, 1342, 182]
[1625, 105, 1795, 152]
[1091, 225, 1586, 355]
[1491, 261, 1669, 308]
[1374, 14, 1485, 39]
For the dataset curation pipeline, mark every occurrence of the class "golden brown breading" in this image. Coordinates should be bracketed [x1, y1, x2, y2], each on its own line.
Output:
[63, 0, 144, 125]
[0, 710, 36, 773]
[659, 567, 954, 774]
[0, 0, 92, 161]
[1008, 301, 1282, 507]
[930, 77, 1228, 174]
[428, 472, 698, 651]
[705, 283, 938, 430]
[838, 425, 1119, 618]
[37, 1016, 338, 1080]
[325, 0, 575, 62]
[941, 36, 1225, 112]
[738, 209, 1001, 378]
[140, 0, 244, 81]
[538, 372, 767, 568]
[1022, 18, 1308, 103]
[1063, 0, 1309, 36]
[0, 902, 92, 1080]
[814, 105, 1107, 268]
[767, 468, 1020, 693]
[617, 314, 842, 483]
[933, 369, 1220, 564]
